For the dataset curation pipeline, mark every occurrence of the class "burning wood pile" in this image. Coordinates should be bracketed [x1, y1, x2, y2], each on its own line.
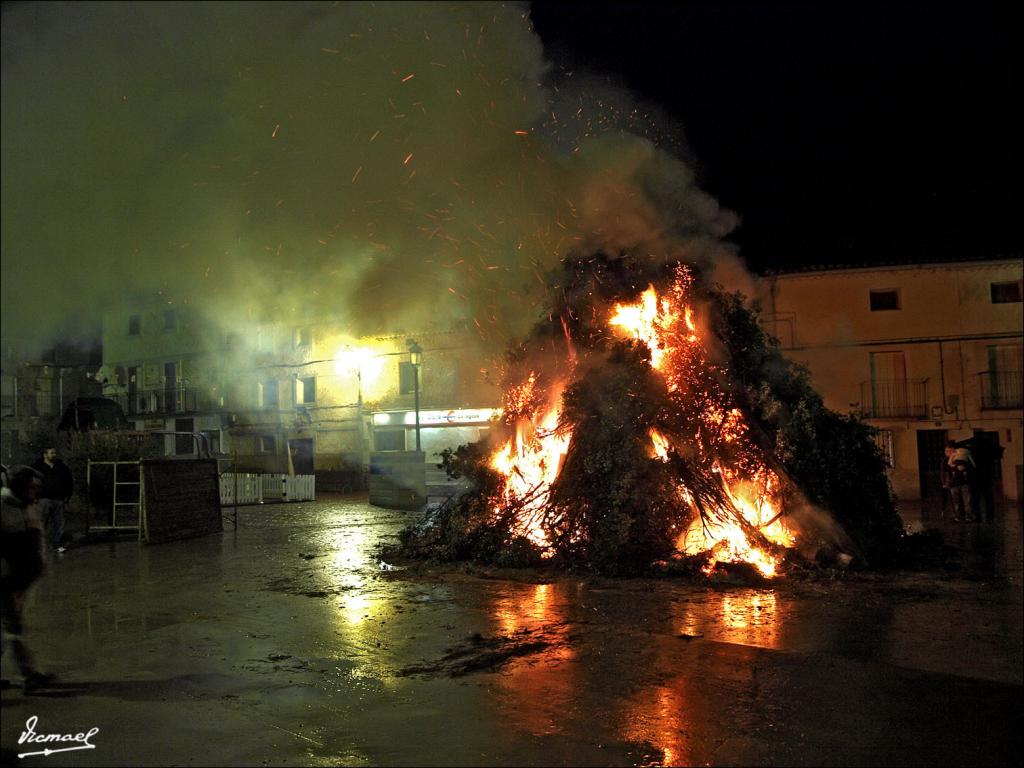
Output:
[401, 254, 902, 577]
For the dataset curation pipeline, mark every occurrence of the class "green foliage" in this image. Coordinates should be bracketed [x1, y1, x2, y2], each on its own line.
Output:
[711, 289, 902, 563]
[545, 346, 690, 573]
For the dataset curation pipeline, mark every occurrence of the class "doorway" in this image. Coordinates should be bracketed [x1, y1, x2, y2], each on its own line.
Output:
[175, 418, 194, 455]
[917, 429, 948, 501]
[289, 438, 315, 475]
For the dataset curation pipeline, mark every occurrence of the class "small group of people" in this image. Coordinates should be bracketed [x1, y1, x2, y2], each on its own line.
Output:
[1, 446, 72, 692]
[940, 439, 1000, 524]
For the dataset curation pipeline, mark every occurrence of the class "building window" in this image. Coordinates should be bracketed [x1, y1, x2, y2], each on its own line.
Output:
[869, 289, 900, 312]
[399, 361, 418, 395]
[991, 281, 1022, 304]
[259, 434, 277, 453]
[128, 315, 141, 335]
[294, 326, 312, 348]
[1, 374, 16, 418]
[981, 344, 1024, 409]
[374, 430, 405, 451]
[862, 350, 927, 419]
[259, 379, 279, 409]
[163, 309, 177, 331]
[175, 418, 194, 455]
[297, 376, 316, 404]
[873, 429, 895, 468]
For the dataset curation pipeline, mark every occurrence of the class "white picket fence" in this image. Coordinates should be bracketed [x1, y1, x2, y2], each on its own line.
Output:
[219, 472, 263, 504]
[219, 473, 316, 505]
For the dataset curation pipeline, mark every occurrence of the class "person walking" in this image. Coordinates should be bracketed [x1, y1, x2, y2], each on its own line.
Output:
[31, 447, 73, 554]
[1, 466, 56, 692]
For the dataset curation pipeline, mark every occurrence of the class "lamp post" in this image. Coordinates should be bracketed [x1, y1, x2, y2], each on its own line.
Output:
[407, 339, 422, 452]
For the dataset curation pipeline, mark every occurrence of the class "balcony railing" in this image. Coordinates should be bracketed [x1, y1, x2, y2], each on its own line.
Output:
[979, 370, 1022, 410]
[114, 387, 206, 417]
[860, 379, 928, 419]
[0, 393, 62, 419]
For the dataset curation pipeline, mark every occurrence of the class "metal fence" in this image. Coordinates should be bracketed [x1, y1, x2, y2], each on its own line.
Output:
[860, 379, 928, 419]
[113, 387, 205, 417]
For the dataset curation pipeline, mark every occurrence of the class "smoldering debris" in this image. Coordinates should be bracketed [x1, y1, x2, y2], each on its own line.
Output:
[398, 629, 559, 678]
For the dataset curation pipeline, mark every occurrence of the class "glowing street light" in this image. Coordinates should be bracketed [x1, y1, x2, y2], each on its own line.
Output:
[334, 345, 366, 409]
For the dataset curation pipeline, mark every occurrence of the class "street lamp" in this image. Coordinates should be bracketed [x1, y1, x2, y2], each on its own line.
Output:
[407, 339, 422, 452]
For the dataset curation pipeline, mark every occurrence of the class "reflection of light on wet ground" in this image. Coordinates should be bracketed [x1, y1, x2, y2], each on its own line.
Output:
[338, 591, 372, 626]
[620, 683, 691, 767]
[493, 582, 553, 634]
[676, 590, 781, 649]
[489, 583, 576, 736]
[330, 526, 374, 625]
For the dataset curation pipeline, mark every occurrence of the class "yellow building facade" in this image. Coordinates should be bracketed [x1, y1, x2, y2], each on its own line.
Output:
[757, 259, 1023, 501]
[98, 306, 498, 480]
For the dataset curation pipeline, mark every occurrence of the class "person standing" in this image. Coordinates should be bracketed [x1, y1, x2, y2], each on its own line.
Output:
[1, 466, 55, 692]
[948, 458, 973, 523]
[31, 447, 73, 554]
[939, 442, 956, 519]
[964, 436, 1003, 524]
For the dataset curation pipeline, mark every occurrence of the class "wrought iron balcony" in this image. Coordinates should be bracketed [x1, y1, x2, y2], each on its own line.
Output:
[979, 370, 1022, 410]
[115, 387, 206, 417]
[859, 379, 928, 419]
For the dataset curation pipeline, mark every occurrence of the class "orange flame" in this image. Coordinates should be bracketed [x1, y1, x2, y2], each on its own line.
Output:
[490, 269, 795, 576]
[649, 429, 670, 462]
[490, 377, 571, 552]
[610, 276, 795, 578]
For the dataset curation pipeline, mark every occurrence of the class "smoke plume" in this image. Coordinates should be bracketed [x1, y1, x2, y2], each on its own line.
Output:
[1, 1, 740, 354]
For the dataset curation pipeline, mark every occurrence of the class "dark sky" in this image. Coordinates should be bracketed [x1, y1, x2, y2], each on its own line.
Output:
[531, 1, 1021, 272]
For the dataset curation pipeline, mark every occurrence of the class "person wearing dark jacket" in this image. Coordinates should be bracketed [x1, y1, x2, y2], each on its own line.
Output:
[948, 459, 973, 523]
[962, 436, 1004, 524]
[1, 465, 56, 692]
[31, 447, 73, 553]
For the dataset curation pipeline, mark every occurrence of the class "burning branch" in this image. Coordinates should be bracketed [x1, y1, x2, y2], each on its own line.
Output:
[399, 254, 902, 576]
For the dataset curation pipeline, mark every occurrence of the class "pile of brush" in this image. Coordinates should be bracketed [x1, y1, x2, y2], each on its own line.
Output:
[398, 253, 902, 575]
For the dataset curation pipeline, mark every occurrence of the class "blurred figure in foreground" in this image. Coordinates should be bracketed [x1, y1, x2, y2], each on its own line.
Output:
[1, 465, 56, 692]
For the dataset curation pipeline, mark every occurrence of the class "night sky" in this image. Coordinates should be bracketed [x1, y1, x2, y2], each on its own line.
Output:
[532, 1, 1021, 271]
[1, 2, 1019, 349]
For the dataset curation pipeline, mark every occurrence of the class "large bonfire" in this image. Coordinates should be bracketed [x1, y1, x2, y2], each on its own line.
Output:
[401, 253, 902, 577]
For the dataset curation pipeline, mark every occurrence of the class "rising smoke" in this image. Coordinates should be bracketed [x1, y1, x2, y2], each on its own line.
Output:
[1, 1, 740, 356]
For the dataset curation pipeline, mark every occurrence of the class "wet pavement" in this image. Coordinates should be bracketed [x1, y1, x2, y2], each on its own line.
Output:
[2, 495, 1021, 766]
